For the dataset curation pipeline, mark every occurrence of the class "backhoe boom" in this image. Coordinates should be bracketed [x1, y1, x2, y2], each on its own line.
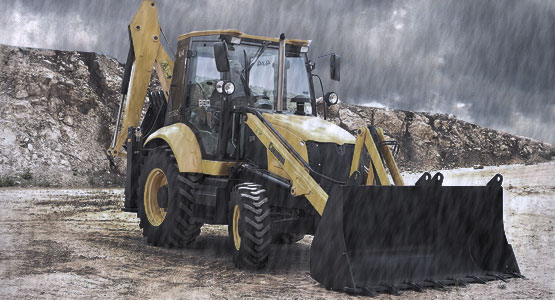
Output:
[108, 0, 173, 157]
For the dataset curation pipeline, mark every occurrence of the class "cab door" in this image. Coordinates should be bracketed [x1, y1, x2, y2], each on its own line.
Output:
[184, 39, 228, 160]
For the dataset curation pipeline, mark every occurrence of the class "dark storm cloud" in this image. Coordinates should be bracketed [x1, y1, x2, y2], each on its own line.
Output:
[2, 0, 553, 143]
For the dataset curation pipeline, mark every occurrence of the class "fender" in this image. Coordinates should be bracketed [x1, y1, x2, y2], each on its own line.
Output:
[144, 123, 237, 175]
[144, 123, 202, 173]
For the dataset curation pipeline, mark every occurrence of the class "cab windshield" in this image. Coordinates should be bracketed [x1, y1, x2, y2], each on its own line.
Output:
[185, 38, 313, 158]
[227, 44, 312, 114]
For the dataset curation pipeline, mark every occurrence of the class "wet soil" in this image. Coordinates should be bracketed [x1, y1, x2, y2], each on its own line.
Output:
[0, 162, 554, 299]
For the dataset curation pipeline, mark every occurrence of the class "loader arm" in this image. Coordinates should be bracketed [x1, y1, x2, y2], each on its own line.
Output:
[349, 126, 404, 186]
[108, 0, 174, 157]
[245, 112, 329, 215]
[245, 112, 402, 215]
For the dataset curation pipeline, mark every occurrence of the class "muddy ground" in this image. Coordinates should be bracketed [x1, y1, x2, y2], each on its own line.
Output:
[0, 162, 553, 299]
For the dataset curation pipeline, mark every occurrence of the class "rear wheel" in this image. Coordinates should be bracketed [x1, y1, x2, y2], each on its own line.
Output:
[137, 147, 202, 247]
[228, 183, 272, 269]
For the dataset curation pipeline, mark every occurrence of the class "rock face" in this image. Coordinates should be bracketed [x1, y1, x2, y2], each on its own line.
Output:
[320, 102, 555, 171]
[0, 44, 125, 186]
[0, 44, 553, 186]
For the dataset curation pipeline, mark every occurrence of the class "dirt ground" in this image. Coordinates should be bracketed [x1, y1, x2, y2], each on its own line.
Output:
[1, 162, 554, 299]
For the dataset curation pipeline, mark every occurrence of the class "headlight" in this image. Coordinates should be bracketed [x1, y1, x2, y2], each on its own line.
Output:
[216, 80, 224, 94]
[324, 92, 338, 106]
[224, 82, 235, 95]
[216, 80, 235, 95]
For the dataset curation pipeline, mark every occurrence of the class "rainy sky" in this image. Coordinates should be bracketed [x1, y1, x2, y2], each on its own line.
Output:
[2, 0, 554, 143]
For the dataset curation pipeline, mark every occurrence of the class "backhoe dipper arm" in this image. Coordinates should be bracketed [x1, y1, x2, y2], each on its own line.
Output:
[108, 0, 174, 157]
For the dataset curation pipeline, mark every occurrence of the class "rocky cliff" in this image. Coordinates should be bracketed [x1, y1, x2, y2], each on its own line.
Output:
[0, 44, 553, 187]
[0, 45, 125, 186]
[320, 103, 555, 171]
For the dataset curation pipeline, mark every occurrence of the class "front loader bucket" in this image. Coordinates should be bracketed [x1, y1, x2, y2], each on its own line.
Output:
[310, 173, 521, 296]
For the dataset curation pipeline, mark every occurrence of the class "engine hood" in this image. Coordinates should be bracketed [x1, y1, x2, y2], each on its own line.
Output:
[262, 113, 355, 145]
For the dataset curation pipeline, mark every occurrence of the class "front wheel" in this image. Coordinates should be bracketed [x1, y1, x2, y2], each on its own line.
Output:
[137, 147, 202, 247]
[228, 183, 272, 269]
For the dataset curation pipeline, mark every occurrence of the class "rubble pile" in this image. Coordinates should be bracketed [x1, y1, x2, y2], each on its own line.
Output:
[0, 45, 124, 186]
[321, 103, 555, 171]
[0, 44, 553, 186]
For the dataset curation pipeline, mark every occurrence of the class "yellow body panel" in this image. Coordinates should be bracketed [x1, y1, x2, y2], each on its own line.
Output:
[144, 123, 203, 173]
[263, 113, 355, 145]
[245, 113, 328, 215]
[178, 29, 242, 40]
[144, 123, 237, 176]
[266, 123, 309, 179]
[201, 160, 237, 176]
[262, 113, 355, 180]
[178, 29, 310, 46]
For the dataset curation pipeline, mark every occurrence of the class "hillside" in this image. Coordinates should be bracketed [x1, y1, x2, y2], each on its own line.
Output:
[0, 44, 553, 186]
[0, 45, 124, 186]
[321, 103, 554, 171]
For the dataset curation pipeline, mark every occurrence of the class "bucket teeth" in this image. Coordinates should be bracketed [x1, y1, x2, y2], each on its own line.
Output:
[510, 272, 526, 279]
[406, 282, 424, 292]
[385, 284, 401, 296]
[469, 275, 487, 284]
[425, 280, 447, 290]
[362, 287, 378, 297]
[448, 277, 468, 287]
[488, 273, 508, 282]
[343, 287, 363, 295]
[341, 273, 525, 296]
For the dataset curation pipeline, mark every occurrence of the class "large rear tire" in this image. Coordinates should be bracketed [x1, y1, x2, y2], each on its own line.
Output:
[137, 147, 202, 247]
[228, 183, 272, 269]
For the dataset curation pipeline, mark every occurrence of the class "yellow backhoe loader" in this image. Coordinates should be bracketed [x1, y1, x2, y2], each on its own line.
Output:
[107, 1, 522, 295]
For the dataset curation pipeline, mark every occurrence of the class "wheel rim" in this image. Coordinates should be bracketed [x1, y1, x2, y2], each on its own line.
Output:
[233, 204, 241, 250]
[144, 168, 168, 227]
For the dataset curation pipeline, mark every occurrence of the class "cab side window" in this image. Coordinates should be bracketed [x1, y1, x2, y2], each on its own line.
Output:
[187, 43, 222, 157]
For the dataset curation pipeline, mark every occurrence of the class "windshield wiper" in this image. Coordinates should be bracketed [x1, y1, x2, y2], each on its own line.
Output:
[240, 41, 270, 96]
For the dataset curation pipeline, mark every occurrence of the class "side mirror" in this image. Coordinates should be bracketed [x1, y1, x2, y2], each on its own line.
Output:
[330, 53, 340, 81]
[308, 61, 316, 71]
[214, 42, 230, 72]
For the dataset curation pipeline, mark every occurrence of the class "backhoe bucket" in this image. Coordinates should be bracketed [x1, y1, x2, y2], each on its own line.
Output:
[310, 173, 521, 295]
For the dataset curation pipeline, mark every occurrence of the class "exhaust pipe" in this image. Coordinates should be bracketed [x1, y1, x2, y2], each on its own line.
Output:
[276, 33, 285, 113]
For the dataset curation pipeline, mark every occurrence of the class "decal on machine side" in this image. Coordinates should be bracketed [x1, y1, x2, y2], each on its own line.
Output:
[268, 142, 286, 165]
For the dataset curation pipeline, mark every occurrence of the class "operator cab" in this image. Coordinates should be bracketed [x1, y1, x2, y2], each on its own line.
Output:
[166, 30, 339, 162]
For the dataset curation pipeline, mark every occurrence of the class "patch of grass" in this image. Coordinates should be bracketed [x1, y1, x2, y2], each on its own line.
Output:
[37, 180, 51, 187]
[0, 175, 16, 187]
[21, 168, 32, 180]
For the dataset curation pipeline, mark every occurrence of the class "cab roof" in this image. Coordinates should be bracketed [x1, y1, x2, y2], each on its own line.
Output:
[177, 29, 310, 46]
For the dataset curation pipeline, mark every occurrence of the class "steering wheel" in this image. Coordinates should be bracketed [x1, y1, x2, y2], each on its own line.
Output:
[250, 95, 272, 109]
[210, 110, 221, 132]
[195, 82, 208, 99]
